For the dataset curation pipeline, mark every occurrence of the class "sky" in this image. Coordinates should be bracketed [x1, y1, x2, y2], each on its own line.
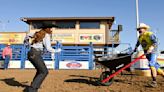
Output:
[0, 0, 164, 50]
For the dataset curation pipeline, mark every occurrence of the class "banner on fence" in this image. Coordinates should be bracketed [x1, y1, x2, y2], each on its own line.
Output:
[0, 60, 21, 68]
[59, 61, 89, 69]
[25, 60, 54, 69]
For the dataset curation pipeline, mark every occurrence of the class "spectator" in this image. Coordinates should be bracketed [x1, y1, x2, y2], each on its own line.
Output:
[2, 43, 12, 70]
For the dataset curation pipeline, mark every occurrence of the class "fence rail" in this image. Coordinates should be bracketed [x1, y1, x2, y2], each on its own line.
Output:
[0, 43, 132, 70]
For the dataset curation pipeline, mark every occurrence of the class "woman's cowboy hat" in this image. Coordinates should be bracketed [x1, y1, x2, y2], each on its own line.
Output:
[40, 22, 60, 29]
[137, 23, 150, 30]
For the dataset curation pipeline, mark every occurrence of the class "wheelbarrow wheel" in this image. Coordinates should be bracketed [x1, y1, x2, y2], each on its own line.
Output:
[99, 71, 114, 86]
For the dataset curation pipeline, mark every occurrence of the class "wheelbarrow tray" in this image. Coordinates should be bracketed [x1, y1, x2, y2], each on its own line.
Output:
[97, 54, 131, 71]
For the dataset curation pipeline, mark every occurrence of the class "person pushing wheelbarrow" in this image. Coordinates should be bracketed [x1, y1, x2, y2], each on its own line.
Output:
[134, 23, 164, 87]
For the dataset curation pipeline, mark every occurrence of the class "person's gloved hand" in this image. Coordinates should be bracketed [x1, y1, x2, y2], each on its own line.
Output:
[133, 48, 137, 53]
[51, 53, 55, 60]
[55, 48, 62, 53]
[147, 46, 154, 54]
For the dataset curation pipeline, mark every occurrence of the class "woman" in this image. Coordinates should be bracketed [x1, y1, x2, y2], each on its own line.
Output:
[24, 23, 61, 92]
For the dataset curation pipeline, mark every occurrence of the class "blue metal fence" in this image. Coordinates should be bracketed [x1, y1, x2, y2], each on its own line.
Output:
[0, 43, 132, 70]
[0, 44, 26, 69]
[54, 42, 94, 69]
[0, 42, 95, 70]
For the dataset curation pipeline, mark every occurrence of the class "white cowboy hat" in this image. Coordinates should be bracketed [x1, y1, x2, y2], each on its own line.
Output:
[137, 23, 150, 30]
[7, 43, 11, 46]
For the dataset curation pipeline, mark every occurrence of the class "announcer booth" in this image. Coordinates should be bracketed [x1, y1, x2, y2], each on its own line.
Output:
[0, 32, 26, 69]
[21, 17, 122, 70]
[21, 17, 121, 46]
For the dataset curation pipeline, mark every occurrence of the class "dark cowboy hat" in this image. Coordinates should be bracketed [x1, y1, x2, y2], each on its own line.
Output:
[40, 22, 60, 28]
[161, 51, 164, 54]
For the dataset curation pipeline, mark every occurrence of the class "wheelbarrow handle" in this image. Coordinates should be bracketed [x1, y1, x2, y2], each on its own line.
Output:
[101, 54, 145, 83]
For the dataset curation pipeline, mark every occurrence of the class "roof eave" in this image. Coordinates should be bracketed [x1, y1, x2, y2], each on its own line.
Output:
[21, 17, 115, 24]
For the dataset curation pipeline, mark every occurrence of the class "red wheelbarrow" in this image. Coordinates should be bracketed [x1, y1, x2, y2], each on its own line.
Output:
[96, 53, 145, 86]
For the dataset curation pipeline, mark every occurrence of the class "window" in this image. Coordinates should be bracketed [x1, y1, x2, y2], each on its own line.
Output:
[31, 21, 55, 29]
[56, 21, 76, 29]
[31, 22, 43, 29]
[80, 21, 100, 29]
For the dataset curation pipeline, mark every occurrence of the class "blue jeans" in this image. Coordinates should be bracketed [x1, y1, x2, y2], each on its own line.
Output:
[28, 48, 48, 90]
[146, 53, 160, 69]
[4, 55, 10, 69]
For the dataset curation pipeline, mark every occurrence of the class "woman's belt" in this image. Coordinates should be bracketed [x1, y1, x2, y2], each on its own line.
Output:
[31, 47, 42, 51]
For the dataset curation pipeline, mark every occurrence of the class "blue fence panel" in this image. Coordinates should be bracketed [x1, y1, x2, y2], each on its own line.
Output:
[42, 50, 52, 60]
[89, 43, 94, 70]
[24, 46, 57, 60]
[12, 45, 26, 69]
[0, 44, 6, 60]
[24, 45, 57, 69]
[0, 42, 95, 70]
[0, 44, 26, 69]
[56, 42, 94, 70]
[60, 47, 90, 61]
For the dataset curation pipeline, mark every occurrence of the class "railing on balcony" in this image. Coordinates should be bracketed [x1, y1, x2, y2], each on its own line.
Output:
[107, 30, 120, 44]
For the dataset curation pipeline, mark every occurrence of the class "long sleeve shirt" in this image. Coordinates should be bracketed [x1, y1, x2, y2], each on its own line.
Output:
[24, 33, 34, 47]
[2, 47, 12, 59]
[30, 33, 56, 53]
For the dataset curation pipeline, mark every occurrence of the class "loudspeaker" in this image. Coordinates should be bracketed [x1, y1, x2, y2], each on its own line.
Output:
[118, 25, 122, 31]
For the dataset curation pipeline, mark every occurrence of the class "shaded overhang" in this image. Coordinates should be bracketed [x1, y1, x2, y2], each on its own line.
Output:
[21, 17, 114, 24]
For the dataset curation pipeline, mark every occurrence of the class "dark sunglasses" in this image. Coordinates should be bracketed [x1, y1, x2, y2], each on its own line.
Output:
[137, 28, 141, 31]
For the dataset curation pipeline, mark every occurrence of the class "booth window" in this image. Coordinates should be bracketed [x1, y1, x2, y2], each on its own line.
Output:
[56, 21, 76, 29]
[80, 21, 100, 29]
[31, 21, 55, 29]
[31, 22, 43, 29]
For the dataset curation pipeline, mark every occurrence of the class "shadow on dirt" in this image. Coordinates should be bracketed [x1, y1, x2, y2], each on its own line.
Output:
[0, 77, 28, 87]
[64, 74, 138, 86]
[64, 75, 101, 86]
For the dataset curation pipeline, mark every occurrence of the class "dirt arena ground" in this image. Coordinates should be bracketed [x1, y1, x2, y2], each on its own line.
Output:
[0, 69, 164, 92]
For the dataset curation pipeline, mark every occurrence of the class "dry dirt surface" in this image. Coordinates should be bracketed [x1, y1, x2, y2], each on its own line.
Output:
[0, 69, 164, 92]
